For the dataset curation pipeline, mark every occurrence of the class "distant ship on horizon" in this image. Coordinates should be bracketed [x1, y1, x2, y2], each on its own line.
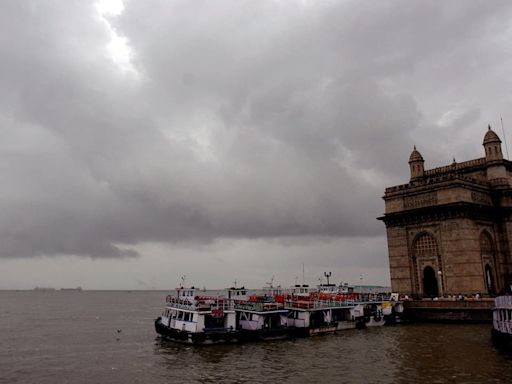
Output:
[33, 286, 83, 291]
[60, 287, 83, 291]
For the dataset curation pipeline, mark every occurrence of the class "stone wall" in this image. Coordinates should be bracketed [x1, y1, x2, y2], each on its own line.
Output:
[404, 299, 493, 322]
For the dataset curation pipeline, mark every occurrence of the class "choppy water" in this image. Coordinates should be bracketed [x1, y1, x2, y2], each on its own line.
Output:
[1, 291, 512, 384]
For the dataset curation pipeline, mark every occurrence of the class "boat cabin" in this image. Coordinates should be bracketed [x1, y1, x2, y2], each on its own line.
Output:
[317, 283, 338, 294]
[291, 284, 312, 297]
[339, 283, 354, 293]
[226, 287, 249, 302]
[236, 306, 288, 331]
[175, 287, 197, 303]
[161, 287, 237, 334]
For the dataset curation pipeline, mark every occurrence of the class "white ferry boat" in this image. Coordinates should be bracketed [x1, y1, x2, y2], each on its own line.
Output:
[492, 295, 512, 346]
[154, 286, 239, 345]
[236, 297, 302, 340]
[154, 280, 405, 345]
[285, 284, 361, 334]
[315, 279, 390, 328]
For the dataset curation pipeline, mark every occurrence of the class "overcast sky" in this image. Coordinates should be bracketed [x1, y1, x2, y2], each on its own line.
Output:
[1, 0, 511, 289]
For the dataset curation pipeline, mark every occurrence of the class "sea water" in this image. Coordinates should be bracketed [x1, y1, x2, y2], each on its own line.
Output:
[1, 290, 512, 384]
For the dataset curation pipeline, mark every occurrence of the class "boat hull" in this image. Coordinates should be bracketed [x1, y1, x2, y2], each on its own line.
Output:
[155, 317, 240, 345]
[365, 316, 386, 327]
[492, 328, 512, 348]
[239, 327, 309, 342]
[155, 318, 309, 344]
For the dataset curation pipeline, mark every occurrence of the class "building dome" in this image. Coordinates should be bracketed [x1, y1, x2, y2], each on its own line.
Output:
[483, 125, 501, 145]
[409, 146, 424, 163]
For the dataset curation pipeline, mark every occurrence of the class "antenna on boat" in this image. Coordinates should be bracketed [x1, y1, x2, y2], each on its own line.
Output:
[501, 117, 509, 159]
[180, 275, 186, 288]
[324, 271, 332, 285]
[266, 275, 275, 288]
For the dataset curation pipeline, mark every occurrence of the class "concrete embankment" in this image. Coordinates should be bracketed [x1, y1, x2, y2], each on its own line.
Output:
[404, 299, 494, 323]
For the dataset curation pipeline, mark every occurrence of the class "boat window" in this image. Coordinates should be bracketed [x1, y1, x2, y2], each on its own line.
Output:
[294, 311, 299, 319]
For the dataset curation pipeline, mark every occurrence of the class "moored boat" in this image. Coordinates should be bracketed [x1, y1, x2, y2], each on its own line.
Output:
[154, 278, 405, 345]
[155, 286, 239, 345]
[285, 284, 358, 335]
[235, 294, 306, 341]
[492, 295, 512, 346]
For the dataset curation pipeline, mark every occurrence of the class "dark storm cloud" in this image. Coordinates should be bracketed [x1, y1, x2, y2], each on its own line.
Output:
[0, 0, 511, 258]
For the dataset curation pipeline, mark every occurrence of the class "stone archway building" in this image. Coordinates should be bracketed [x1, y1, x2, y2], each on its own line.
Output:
[378, 126, 512, 297]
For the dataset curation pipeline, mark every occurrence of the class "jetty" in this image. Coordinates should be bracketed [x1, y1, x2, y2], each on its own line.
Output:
[403, 298, 493, 323]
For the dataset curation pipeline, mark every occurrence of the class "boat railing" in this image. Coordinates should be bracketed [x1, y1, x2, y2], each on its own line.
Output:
[285, 299, 356, 309]
[234, 302, 284, 312]
[166, 296, 233, 311]
[495, 295, 512, 308]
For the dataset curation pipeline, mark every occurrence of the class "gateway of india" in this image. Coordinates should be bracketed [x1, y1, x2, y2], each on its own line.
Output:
[379, 126, 512, 298]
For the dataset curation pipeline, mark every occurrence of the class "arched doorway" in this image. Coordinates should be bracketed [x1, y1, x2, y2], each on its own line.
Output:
[485, 264, 495, 295]
[423, 266, 439, 297]
[412, 232, 443, 297]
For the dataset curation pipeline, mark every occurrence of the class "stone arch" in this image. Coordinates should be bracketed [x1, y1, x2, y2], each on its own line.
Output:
[411, 232, 443, 297]
[480, 230, 497, 295]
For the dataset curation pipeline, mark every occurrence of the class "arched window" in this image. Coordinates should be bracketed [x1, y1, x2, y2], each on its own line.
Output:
[414, 232, 439, 259]
[480, 231, 496, 295]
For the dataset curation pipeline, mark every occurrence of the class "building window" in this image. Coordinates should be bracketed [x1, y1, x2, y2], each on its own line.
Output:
[480, 231, 496, 295]
[414, 233, 439, 258]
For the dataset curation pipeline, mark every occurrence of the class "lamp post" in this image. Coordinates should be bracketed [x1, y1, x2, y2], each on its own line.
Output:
[324, 271, 332, 285]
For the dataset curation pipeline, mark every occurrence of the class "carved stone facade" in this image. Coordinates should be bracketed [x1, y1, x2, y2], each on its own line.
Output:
[378, 127, 512, 297]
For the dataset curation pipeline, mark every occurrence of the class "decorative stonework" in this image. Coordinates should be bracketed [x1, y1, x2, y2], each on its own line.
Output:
[471, 191, 491, 205]
[404, 192, 437, 209]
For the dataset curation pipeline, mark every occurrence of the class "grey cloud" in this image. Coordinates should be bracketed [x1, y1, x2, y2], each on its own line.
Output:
[0, 1, 511, 260]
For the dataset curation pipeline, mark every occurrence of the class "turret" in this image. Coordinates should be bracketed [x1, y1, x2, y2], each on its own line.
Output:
[409, 146, 424, 180]
[483, 125, 507, 184]
[483, 125, 503, 162]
